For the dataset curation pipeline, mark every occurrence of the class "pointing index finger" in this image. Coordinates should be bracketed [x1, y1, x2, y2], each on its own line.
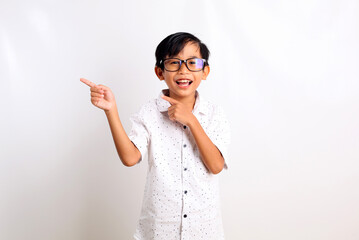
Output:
[161, 95, 178, 105]
[80, 78, 96, 88]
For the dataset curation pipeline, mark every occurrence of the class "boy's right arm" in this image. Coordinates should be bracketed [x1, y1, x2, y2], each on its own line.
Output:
[80, 78, 141, 167]
[104, 106, 141, 167]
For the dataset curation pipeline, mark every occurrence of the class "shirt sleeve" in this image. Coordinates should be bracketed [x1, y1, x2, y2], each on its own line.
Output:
[208, 105, 231, 170]
[128, 110, 149, 164]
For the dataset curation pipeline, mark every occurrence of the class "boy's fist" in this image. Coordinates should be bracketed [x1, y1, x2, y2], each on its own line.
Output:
[161, 95, 195, 126]
[80, 78, 116, 111]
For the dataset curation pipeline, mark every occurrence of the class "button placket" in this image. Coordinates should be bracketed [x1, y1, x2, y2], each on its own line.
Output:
[181, 124, 189, 236]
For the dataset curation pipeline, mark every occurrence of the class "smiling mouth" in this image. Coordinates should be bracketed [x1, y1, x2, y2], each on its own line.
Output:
[176, 80, 193, 87]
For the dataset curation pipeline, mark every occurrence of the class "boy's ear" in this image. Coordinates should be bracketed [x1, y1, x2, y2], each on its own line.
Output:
[155, 66, 165, 80]
[202, 65, 210, 80]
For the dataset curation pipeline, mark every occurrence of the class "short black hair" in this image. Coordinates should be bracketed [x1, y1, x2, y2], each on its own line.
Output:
[155, 32, 210, 70]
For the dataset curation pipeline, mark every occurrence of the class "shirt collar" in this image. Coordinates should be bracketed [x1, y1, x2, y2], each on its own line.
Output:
[156, 89, 209, 115]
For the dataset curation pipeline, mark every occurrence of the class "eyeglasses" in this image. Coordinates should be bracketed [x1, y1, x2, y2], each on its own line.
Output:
[160, 57, 207, 72]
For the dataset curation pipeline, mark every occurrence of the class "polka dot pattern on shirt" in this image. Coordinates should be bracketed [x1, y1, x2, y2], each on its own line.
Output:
[130, 89, 230, 240]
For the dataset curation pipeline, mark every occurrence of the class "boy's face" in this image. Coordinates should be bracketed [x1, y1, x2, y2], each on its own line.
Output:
[155, 42, 210, 100]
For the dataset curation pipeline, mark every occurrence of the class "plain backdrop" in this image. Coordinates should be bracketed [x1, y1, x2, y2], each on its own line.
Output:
[1, 0, 358, 239]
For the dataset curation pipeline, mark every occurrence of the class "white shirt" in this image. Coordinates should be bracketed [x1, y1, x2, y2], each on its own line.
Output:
[129, 89, 230, 240]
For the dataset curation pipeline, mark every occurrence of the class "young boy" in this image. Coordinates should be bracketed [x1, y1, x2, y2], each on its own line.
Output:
[80, 32, 230, 240]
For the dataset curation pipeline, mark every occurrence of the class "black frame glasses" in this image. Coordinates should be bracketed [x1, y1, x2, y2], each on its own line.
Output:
[160, 57, 207, 72]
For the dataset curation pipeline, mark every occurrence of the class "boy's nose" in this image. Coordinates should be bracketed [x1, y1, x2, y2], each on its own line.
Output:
[178, 62, 190, 73]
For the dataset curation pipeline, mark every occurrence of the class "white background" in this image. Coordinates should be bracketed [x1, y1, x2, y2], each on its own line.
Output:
[1, 0, 358, 239]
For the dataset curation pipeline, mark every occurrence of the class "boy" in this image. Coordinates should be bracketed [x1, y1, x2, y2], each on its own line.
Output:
[80, 32, 230, 240]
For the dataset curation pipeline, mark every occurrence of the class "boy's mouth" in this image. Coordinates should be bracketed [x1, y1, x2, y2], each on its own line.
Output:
[176, 79, 193, 87]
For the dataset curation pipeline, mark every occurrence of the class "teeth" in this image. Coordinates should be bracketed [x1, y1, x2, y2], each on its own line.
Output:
[177, 80, 191, 83]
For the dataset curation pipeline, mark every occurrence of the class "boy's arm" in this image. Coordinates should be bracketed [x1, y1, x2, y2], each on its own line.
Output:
[80, 78, 141, 167]
[187, 117, 225, 174]
[162, 96, 224, 174]
[105, 107, 141, 167]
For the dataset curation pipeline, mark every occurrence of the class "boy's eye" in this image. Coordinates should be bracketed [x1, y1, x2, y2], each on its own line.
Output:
[170, 61, 180, 65]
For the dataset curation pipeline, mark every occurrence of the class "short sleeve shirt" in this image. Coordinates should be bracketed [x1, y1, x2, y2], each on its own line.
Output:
[129, 89, 231, 240]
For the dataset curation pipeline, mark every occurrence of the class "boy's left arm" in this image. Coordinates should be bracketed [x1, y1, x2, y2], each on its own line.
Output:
[187, 116, 225, 174]
[162, 96, 225, 174]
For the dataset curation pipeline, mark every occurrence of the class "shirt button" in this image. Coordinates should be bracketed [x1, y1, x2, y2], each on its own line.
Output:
[184, 214, 187, 218]
[184, 190, 187, 194]
[183, 144, 187, 148]
[184, 168, 187, 171]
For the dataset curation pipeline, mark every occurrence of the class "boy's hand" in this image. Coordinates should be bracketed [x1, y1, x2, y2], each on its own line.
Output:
[80, 78, 116, 112]
[161, 95, 195, 126]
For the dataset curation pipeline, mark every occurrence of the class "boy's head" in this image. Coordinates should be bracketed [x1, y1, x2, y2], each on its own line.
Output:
[155, 32, 210, 70]
[155, 32, 210, 100]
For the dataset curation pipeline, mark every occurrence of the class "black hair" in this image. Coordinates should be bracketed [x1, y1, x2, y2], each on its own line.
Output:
[155, 32, 210, 70]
